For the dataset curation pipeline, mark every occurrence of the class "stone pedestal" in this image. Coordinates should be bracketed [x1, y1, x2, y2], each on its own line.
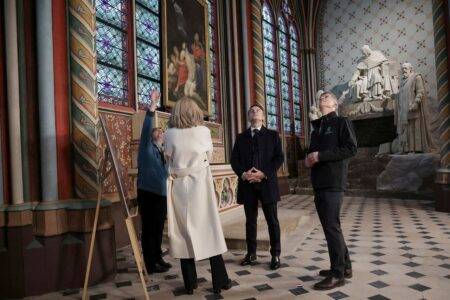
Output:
[377, 153, 440, 192]
[348, 113, 396, 147]
[435, 168, 450, 212]
[296, 148, 436, 199]
[0, 200, 116, 298]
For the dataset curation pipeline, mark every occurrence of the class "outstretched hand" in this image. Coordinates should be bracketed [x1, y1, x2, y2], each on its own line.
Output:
[148, 90, 160, 112]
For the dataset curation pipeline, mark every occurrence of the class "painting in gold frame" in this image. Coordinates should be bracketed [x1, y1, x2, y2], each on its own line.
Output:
[162, 0, 211, 115]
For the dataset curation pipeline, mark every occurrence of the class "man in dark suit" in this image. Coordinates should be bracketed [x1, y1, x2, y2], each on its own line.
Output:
[305, 91, 357, 290]
[231, 104, 284, 270]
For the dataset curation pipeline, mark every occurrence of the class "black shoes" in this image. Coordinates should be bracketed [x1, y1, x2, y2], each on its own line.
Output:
[240, 253, 257, 266]
[213, 279, 233, 294]
[270, 256, 281, 270]
[147, 257, 172, 274]
[313, 276, 345, 290]
[147, 264, 169, 274]
[157, 258, 173, 269]
[319, 268, 352, 279]
[184, 282, 198, 295]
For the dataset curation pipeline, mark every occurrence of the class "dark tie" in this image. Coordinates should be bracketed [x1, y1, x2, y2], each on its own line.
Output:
[252, 128, 259, 138]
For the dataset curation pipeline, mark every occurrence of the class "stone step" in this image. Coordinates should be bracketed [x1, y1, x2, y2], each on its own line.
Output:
[162, 203, 318, 255]
[220, 205, 316, 254]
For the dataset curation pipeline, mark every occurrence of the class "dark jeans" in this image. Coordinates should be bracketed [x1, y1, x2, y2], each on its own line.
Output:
[180, 255, 229, 290]
[314, 190, 351, 278]
[137, 189, 167, 269]
[244, 188, 281, 256]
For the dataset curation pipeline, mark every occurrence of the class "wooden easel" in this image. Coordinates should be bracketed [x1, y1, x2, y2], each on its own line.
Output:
[82, 114, 150, 300]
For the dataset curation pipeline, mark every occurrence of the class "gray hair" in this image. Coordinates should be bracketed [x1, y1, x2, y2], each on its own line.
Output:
[319, 91, 339, 114]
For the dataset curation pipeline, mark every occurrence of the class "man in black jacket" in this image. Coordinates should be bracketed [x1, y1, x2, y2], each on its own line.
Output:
[231, 104, 284, 270]
[306, 91, 357, 290]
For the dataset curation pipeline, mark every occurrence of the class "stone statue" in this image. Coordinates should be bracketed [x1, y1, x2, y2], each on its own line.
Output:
[394, 63, 441, 153]
[309, 106, 322, 121]
[349, 45, 396, 102]
[309, 90, 323, 121]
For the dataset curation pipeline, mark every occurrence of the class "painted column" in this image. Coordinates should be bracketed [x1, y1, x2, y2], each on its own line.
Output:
[432, 0, 450, 211]
[68, 0, 101, 199]
[4, 0, 24, 205]
[36, 0, 59, 202]
[53, 0, 73, 199]
[250, 0, 266, 109]
[0, 144, 3, 204]
[241, 0, 251, 117]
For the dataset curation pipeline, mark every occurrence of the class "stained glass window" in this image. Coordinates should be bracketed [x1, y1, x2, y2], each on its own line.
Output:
[261, 0, 303, 136]
[136, 0, 161, 109]
[95, 0, 162, 109]
[208, 0, 220, 122]
[278, 16, 291, 133]
[262, 3, 279, 130]
[290, 24, 302, 135]
[95, 0, 129, 106]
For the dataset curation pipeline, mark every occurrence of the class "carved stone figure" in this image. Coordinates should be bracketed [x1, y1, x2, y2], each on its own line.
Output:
[349, 45, 395, 102]
[394, 63, 441, 153]
[309, 90, 323, 121]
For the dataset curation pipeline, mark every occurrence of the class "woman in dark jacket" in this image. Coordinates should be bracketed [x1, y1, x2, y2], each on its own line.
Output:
[137, 90, 171, 274]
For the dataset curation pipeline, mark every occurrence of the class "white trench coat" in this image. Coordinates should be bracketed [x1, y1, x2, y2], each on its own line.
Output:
[164, 125, 227, 261]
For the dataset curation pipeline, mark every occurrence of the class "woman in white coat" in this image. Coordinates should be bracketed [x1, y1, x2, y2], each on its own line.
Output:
[164, 97, 232, 295]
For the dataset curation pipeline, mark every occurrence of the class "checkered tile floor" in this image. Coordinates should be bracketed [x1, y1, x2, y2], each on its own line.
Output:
[29, 195, 450, 299]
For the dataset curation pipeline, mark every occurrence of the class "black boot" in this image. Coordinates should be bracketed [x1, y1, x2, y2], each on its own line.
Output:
[213, 279, 232, 294]
[240, 253, 257, 266]
[156, 257, 172, 269]
[270, 256, 281, 270]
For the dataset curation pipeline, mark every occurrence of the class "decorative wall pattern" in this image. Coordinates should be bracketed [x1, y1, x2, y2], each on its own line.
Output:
[213, 174, 238, 211]
[317, 0, 438, 102]
[100, 113, 133, 194]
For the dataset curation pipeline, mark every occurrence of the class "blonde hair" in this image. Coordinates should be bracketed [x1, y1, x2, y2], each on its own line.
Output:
[168, 97, 204, 128]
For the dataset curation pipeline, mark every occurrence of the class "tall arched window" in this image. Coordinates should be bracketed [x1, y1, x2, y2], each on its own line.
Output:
[261, 0, 303, 136]
[289, 24, 302, 135]
[278, 16, 291, 133]
[262, 3, 280, 130]
[95, 0, 162, 110]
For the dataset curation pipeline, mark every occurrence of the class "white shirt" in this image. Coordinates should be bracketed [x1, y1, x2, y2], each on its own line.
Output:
[250, 125, 262, 137]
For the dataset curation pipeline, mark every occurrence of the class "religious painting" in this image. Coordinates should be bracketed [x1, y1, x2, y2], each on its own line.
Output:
[163, 0, 210, 114]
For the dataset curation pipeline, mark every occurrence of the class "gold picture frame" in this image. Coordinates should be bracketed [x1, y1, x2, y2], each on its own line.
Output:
[162, 0, 211, 116]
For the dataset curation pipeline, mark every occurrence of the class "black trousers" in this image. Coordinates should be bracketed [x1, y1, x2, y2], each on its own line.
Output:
[180, 255, 229, 290]
[137, 189, 167, 269]
[243, 188, 281, 256]
[314, 190, 351, 278]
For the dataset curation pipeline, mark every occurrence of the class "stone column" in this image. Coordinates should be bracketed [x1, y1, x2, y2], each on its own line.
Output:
[4, 0, 24, 205]
[432, 0, 450, 212]
[68, 0, 101, 199]
[250, 0, 266, 109]
[301, 48, 317, 140]
[240, 0, 251, 116]
[36, 0, 59, 202]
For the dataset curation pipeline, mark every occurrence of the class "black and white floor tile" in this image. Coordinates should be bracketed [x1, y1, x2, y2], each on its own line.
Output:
[28, 195, 450, 299]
